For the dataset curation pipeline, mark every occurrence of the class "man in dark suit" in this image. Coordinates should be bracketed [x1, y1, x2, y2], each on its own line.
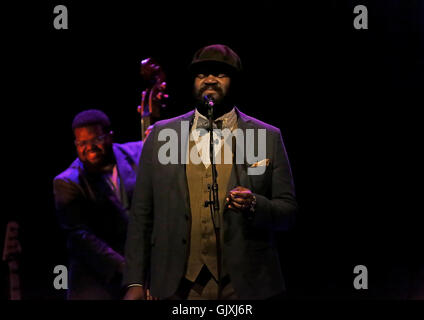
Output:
[53, 109, 142, 299]
[124, 45, 297, 300]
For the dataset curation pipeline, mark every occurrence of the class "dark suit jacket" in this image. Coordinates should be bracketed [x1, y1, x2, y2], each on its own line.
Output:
[54, 141, 142, 299]
[124, 108, 297, 299]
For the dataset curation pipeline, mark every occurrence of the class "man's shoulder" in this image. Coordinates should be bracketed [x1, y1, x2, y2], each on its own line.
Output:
[114, 141, 143, 156]
[53, 159, 85, 204]
[54, 159, 82, 186]
[153, 110, 195, 129]
[237, 109, 281, 135]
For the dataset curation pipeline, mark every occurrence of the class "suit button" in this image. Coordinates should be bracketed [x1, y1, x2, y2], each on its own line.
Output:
[185, 214, 189, 221]
[182, 238, 187, 244]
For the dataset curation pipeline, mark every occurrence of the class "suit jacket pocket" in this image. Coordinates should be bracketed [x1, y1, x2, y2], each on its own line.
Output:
[248, 167, 271, 194]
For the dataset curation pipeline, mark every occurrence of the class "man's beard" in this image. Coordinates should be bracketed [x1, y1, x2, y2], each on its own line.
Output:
[193, 84, 233, 119]
[82, 147, 115, 174]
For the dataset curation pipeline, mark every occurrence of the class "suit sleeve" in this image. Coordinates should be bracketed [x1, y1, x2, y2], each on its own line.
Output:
[53, 178, 125, 283]
[251, 129, 297, 231]
[123, 126, 155, 287]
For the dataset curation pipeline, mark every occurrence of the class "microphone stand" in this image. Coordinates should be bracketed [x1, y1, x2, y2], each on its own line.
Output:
[204, 96, 222, 299]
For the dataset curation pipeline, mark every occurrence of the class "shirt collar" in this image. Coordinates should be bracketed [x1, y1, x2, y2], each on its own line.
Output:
[193, 107, 237, 131]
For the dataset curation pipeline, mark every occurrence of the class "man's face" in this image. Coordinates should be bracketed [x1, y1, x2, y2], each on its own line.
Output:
[74, 125, 112, 169]
[193, 71, 231, 105]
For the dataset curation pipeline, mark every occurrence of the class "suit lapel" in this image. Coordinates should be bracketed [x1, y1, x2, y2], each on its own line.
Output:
[113, 144, 137, 209]
[227, 108, 253, 192]
[175, 110, 195, 213]
[78, 161, 125, 214]
[75, 159, 97, 201]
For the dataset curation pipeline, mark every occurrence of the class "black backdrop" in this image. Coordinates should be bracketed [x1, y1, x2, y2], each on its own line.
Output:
[4, 0, 423, 299]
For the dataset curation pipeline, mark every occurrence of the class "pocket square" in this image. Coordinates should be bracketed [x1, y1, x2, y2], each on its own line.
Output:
[249, 158, 270, 168]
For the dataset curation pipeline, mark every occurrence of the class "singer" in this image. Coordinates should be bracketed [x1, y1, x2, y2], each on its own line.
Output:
[123, 44, 297, 300]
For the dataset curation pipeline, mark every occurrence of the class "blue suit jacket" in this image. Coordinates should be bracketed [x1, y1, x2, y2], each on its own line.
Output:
[54, 141, 142, 299]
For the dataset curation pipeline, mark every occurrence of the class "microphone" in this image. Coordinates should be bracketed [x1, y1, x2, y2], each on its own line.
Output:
[204, 95, 215, 108]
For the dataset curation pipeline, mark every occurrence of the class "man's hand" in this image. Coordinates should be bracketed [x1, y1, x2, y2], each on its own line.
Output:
[146, 289, 159, 300]
[123, 286, 159, 300]
[226, 186, 256, 212]
[123, 286, 146, 300]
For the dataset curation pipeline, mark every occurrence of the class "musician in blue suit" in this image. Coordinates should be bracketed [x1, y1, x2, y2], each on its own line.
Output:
[53, 109, 142, 299]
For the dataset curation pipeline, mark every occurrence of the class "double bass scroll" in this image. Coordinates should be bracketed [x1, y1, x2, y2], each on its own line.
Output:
[138, 58, 169, 141]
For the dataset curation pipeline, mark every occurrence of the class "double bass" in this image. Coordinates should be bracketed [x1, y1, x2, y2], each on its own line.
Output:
[138, 58, 168, 141]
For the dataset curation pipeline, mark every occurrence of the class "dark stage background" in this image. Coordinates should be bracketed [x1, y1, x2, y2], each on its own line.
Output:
[3, 0, 423, 299]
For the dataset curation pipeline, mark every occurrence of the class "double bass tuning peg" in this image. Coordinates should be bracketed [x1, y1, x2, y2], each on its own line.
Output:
[139, 57, 168, 141]
[155, 92, 169, 100]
